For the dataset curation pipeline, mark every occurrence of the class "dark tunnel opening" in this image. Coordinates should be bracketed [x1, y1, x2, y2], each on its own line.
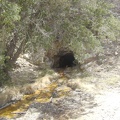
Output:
[59, 53, 76, 68]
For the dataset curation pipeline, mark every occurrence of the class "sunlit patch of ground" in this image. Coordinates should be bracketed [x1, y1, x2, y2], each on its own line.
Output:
[73, 88, 120, 120]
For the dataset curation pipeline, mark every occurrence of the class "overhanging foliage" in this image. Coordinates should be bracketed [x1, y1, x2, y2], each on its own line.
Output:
[0, 0, 120, 84]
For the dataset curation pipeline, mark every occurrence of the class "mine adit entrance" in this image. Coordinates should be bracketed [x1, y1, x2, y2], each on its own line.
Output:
[59, 52, 75, 68]
[51, 49, 77, 69]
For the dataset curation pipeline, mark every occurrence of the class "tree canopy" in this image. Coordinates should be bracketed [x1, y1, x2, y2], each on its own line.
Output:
[0, 0, 120, 85]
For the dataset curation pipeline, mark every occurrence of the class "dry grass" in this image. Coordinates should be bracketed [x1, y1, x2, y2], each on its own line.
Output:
[103, 75, 120, 85]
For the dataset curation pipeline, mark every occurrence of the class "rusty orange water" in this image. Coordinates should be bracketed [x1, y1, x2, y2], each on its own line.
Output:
[0, 82, 58, 118]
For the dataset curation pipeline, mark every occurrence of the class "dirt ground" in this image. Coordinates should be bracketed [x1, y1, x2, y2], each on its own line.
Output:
[0, 40, 120, 120]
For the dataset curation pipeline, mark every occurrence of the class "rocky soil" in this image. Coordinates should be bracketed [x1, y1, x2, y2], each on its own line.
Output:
[0, 39, 120, 120]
